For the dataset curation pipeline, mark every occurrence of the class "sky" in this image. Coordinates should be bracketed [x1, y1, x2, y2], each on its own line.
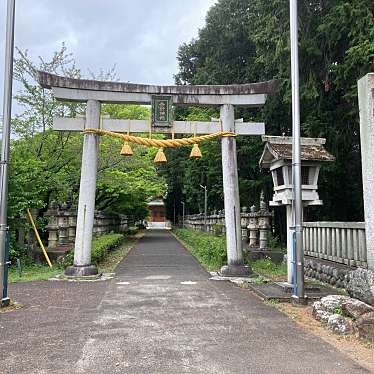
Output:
[0, 0, 217, 114]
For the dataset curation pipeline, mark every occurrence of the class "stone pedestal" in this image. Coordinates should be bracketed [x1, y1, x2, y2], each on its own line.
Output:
[68, 211, 77, 243]
[248, 206, 258, 248]
[46, 204, 58, 249]
[259, 216, 270, 250]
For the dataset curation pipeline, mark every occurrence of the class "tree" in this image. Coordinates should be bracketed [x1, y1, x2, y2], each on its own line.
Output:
[169, 0, 373, 225]
[9, 45, 166, 248]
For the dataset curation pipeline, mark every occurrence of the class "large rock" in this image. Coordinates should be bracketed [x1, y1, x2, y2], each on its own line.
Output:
[355, 312, 374, 341]
[319, 295, 350, 313]
[313, 301, 331, 324]
[346, 268, 374, 306]
[327, 314, 353, 335]
[341, 299, 374, 320]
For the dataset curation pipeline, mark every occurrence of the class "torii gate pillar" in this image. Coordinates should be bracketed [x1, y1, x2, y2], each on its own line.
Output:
[220, 104, 250, 276]
[65, 100, 100, 277]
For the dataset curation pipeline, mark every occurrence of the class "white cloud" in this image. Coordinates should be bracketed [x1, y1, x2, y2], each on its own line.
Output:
[0, 0, 217, 112]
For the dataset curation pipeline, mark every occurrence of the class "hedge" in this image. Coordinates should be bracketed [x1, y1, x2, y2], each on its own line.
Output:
[59, 233, 125, 268]
[173, 228, 227, 271]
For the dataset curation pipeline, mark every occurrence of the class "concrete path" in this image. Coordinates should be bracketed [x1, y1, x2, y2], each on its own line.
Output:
[1, 231, 369, 373]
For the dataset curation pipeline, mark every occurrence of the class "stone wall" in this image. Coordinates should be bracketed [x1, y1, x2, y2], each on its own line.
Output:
[304, 257, 350, 289]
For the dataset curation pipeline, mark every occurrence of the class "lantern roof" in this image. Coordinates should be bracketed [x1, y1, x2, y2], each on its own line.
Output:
[259, 136, 335, 168]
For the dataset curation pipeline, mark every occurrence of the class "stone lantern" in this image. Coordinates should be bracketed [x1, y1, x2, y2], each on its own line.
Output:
[259, 135, 335, 283]
[258, 194, 272, 251]
[247, 205, 258, 248]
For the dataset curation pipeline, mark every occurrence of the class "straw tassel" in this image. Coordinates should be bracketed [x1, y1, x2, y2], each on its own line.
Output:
[190, 143, 202, 159]
[120, 142, 133, 156]
[154, 148, 167, 164]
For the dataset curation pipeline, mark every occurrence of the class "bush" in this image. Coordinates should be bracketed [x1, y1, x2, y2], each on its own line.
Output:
[174, 229, 226, 271]
[251, 259, 287, 279]
[9, 241, 30, 264]
[91, 233, 124, 264]
[212, 223, 224, 237]
[126, 226, 139, 236]
[58, 233, 125, 268]
[267, 234, 286, 252]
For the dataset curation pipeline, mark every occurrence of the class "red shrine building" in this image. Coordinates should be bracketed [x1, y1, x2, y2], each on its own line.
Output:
[146, 198, 171, 230]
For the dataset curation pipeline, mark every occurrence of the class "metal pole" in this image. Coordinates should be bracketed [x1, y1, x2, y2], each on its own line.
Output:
[173, 200, 176, 225]
[181, 202, 185, 229]
[290, 0, 305, 300]
[0, 0, 16, 307]
[204, 188, 207, 232]
[200, 185, 208, 232]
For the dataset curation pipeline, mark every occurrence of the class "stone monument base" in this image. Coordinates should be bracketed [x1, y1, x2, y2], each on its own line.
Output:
[219, 264, 252, 277]
[64, 265, 98, 277]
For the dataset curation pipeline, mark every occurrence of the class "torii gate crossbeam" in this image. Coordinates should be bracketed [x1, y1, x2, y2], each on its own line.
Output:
[38, 71, 278, 277]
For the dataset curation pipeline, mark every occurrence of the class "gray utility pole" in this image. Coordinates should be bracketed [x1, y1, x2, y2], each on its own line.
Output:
[0, 0, 16, 307]
[181, 201, 185, 228]
[200, 185, 208, 232]
[290, 0, 305, 301]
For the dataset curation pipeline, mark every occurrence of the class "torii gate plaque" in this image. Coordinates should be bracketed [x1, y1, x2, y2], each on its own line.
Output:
[38, 71, 277, 277]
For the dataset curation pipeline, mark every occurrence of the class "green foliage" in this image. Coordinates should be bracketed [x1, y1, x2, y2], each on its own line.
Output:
[251, 259, 287, 280]
[9, 130, 83, 217]
[125, 226, 139, 236]
[102, 103, 151, 120]
[9, 45, 166, 255]
[254, 276, 269, 285]
[173, 228, 227, 271]
[91, 234, 125, 264]
[266, 299, 281, 306]
[98, 236, 137, 273]
[9, 233, 137, 282]
[212, 223, 225, 237]
[59, 233, 125, 268]
[8, 264, 61, 283]
[168, 0, 374, 234]
[267, 234, 285, 252]
[9, 242, 29, 264]
[334, 305, 343, 315]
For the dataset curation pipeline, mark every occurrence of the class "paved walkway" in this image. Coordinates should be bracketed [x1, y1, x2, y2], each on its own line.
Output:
[1, 231, 369, 373]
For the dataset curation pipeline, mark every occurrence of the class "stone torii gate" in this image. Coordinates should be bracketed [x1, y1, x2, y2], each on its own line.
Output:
[37, 71, 277, 277]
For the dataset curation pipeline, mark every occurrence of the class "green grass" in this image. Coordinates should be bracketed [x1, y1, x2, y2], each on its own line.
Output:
[8, 232, 140, 283]
[173, 228, 226, 271]
[58, 233, 126, 268]
[174, 229, 289, 277]
[251, 259, 287, 281]
[98, 236, 138, 273]
[9, 264, 60, 283]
